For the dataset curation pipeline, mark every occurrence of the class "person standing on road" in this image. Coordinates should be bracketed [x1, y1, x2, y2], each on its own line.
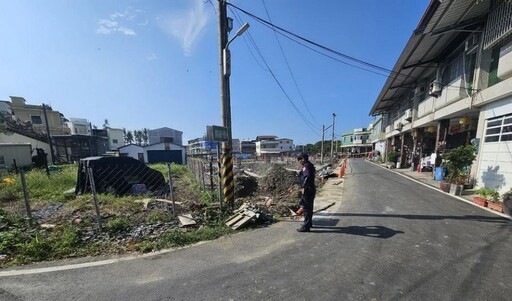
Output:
[297, 153, 316, 232]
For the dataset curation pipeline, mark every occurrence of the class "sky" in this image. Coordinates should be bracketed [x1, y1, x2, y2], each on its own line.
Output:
[0, 0, 430, 146]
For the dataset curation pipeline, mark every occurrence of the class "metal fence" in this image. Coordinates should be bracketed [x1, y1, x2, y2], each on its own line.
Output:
[0, 162, 178, 233]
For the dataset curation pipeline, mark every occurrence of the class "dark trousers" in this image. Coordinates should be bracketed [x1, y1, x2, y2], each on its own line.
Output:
[301, 190, 315, 229]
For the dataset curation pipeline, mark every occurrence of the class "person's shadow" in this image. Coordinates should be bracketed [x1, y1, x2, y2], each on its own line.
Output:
[311, 219, 403, 239]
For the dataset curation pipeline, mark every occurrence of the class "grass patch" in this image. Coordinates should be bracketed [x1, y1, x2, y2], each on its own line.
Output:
[106, 217, 131, 233]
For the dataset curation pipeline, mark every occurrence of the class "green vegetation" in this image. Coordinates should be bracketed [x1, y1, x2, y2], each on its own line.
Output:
[442, 145, 476, 183]
[0, 162, 237, 268]
[475, 187, 500, 203]
[387, 150, 400, 163]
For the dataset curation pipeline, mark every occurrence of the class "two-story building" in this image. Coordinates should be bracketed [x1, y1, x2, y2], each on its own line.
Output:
[370, 0, 512, 192]
[2, 96, 69, 136]
[340, 128, 372, 157]
[255, 135, 294, 158]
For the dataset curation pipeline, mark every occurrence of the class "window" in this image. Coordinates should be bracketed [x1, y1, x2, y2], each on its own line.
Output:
[112, 139, 118, 144]
[484, 114, 512, 142]
[443, 55, 463, 84]
[31, 115, 43, 124]
[0, 155, 5, 165]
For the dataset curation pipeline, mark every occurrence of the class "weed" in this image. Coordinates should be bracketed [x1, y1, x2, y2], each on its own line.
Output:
[145, 212, 174, 224]
[106, 217, 131, 233]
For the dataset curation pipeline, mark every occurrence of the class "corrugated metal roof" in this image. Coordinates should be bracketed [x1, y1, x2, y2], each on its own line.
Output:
[370, 0, 491, 116]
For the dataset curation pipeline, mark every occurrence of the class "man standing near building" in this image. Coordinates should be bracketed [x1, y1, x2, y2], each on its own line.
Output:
[297, 153, 316, 232]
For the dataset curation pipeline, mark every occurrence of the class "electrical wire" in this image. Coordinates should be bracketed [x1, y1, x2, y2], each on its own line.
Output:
[228, 3, 478, 95]
[228, 2, 411, 80]
[261, 0, 321, 127]
[228, 5, 321, 136]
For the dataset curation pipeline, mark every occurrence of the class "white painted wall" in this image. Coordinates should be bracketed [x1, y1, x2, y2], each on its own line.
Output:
[107, 128, 125, 150]
[118, 144, 144, 161]
[0, 132, 50, 159]
[0, 143, 32, 170]
[475, 96, 512, 194]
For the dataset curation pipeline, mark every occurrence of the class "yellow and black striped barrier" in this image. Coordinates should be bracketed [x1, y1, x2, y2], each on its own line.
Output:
[221, 147, 234, 206]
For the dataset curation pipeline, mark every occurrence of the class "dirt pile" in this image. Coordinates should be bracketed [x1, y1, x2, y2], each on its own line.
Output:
[259, 164, 298, 196]
[235, 172, 258, 198]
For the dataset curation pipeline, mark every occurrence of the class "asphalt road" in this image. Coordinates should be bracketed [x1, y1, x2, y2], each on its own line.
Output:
[1, 159, 511, 301]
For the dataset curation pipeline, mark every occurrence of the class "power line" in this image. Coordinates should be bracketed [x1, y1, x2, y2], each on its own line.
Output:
[228, 5, 321, 135]
[261, 0, 321, 128]
[228, 3, 475, 97]
[227, 2, 410, 80]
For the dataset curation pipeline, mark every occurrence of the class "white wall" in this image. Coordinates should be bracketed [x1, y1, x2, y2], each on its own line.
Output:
[475, 97, 512, 193]
[0, 143, 32, 170]
[118, 144, 144, 161]
[0, 132, 50, 160]
[107, 128, 125, 150]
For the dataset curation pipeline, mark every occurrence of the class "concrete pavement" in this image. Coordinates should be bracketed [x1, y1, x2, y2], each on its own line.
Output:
[368, 159, 512, 220]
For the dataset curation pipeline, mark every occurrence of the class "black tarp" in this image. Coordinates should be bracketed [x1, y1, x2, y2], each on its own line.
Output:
[75, 156, 167, 196]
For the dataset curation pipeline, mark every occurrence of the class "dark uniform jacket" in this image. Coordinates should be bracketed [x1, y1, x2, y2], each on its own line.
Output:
[299, 161, 316, 193]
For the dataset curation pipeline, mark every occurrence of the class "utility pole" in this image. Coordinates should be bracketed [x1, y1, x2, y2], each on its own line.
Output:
[217, 0, 234, 207]
[330, 113, 336, 161]
[321, 125, 325, 164]
[42, 104, 56, 164]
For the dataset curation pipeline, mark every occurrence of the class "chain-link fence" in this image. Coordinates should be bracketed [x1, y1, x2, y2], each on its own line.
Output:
[187, 158, 220, 203]
[0, 158, 180, 232]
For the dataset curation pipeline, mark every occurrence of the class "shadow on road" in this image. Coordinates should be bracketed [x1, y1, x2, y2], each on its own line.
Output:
[311, 225, 404, 239]
[326, 213, 509, 224]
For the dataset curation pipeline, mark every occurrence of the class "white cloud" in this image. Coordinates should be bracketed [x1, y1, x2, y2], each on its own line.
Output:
[97, 8, 143, 36]
[146, 53, 157, 61]
[158, 0, 210, 56]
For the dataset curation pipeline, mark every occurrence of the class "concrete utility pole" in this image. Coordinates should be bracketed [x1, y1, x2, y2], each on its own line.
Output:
[330, 113, 336, 161]
[218, 0, 249, 207]
[42, 104, 56, 164]
[321, 123, 332, 164]
[321, 125, 325, 164]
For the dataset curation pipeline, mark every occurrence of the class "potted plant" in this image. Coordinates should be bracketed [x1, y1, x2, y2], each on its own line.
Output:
[441, 145, 476, 195]
[503, 188, 512, 216]
[387, 150, 400, 168]
[473, 187, 490, 207]
[486, 188, 503, 213]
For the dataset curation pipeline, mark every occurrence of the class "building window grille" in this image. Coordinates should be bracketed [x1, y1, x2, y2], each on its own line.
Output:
[31, 115, 43, 124]
[484, 114, 512, 142]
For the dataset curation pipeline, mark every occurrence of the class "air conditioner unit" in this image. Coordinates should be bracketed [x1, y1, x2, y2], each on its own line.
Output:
[395, 122, 403, 131]
[404, 109, 413, 122]
[429, 80, 442, 97]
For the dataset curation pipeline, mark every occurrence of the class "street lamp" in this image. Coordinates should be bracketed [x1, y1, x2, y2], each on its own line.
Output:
[218, 0, 249, 206]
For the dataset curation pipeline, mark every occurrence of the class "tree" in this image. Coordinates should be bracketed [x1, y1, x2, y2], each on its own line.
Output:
[134, 130, 143, 145]
[126, 131, 134, 144]
[142, 128, 149, 145]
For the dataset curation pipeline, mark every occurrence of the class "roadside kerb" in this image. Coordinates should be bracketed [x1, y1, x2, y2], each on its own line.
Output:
[369, 160, 512, 220]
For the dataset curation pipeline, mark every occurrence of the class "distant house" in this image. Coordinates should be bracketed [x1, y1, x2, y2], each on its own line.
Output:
[52, 134, 109, 163]
[148, 127, 183, 146]
[1, 96, 69, 136]
[187, 137, 219, 157]
[240, 140, 256, 156]
[255, 136, 294, 158]
[340, 128, 372, 156]
[119, 142, 186, 165]
[106, 128, 124, 151]
[66, 118, 91, 136]
[92, 127, 124, 152]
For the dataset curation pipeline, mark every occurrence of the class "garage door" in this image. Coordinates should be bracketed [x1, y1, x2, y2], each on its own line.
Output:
[477, 114, 512, 191]
[147, 150, 183, 164]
